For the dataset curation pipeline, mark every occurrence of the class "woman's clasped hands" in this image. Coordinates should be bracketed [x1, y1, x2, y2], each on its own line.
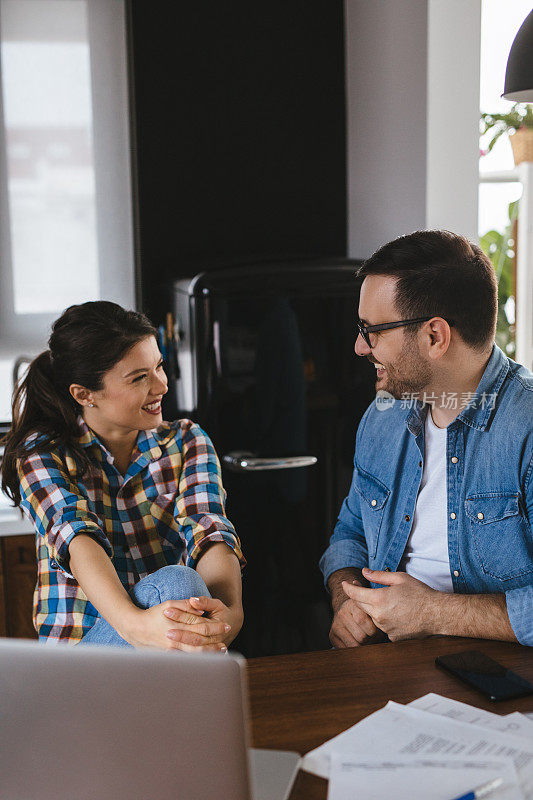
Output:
[125, 596, 239, 653]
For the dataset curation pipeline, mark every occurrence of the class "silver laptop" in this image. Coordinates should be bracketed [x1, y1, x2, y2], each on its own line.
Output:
[0, 638, 300, 800]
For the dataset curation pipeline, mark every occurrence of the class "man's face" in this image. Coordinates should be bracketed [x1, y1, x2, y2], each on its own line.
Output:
[355, 275, 432, 399]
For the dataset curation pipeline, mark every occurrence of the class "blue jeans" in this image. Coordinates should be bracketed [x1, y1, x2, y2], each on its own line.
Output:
[79, 565, 210, 648]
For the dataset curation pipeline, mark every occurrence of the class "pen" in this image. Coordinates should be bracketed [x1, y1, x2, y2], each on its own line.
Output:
[450, 777, 503, 800]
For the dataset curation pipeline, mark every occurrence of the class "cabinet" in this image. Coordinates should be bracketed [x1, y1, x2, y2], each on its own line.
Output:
[0, 535, 38, 639]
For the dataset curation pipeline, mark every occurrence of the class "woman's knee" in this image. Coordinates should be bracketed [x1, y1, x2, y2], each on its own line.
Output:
[132, 565, 210, 608]
[159, 564, 210, 600]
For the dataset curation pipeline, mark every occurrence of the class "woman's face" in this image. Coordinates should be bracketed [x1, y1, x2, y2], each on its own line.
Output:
[82, 335, 168, 433]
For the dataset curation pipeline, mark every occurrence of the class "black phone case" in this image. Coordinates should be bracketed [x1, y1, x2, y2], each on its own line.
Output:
[435, 650, 533, 702]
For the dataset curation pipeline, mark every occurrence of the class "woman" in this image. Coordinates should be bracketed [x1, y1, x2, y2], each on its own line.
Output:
[1, 301, 244, 651]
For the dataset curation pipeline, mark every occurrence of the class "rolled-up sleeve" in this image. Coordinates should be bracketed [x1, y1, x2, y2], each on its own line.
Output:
[505, 586, 533, 645]
[505, 456, 533, 646]
[320, 405, 373, 588]
[319, 463, 369, 588]
[17, 451, 112, 576]
[175, 423, 245, 569]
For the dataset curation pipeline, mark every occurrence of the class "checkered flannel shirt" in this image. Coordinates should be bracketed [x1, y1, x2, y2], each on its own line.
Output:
[17, 418, 244, 643]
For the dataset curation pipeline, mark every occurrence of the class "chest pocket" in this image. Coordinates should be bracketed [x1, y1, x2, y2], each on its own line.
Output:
[354, 468, 390, 558]
[465, 492, 533, 580]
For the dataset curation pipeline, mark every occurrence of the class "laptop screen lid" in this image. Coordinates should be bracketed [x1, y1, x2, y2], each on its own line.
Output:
[0, 638, 253, 800]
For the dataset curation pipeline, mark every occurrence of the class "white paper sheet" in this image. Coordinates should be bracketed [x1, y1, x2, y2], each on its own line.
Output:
[409, 694, 533, 739]
[327, 753, 521, 800]
[505, 713, 533, 737]
[302, 701, 533, 800]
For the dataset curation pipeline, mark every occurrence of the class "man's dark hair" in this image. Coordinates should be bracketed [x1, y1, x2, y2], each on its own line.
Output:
[357, 230, 497, 350]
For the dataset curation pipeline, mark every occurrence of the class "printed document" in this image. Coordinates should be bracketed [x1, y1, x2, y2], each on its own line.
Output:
[327, 753, 521, 800]
[409, 694, 533, 739]
[302, 700, 533, 799]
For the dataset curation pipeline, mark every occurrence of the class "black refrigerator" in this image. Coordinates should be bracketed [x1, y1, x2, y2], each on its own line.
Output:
[168, 259, 376, 657]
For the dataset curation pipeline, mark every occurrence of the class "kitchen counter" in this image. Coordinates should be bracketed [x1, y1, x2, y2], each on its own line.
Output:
[0, 505, 33, 537]
[0, 440, 33, 536]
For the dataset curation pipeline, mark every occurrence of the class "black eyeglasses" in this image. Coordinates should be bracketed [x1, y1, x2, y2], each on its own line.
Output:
[356, 316, 454, 348]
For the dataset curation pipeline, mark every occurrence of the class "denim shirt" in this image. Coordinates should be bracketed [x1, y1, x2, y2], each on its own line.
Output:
[320, 345, 533, 645]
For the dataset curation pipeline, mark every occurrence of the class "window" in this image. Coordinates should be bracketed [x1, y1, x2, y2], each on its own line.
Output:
[0, 0, 134, 422]
[479, 0, 532, 360]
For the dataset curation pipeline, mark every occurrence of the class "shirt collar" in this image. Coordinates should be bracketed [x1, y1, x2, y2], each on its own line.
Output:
[77, 417, 98, 449]
[134, 427, 162, 462]
[455, 344, 509, 431]
[406, 400, 427, 438]
[406, 344, 509, 435]
[77, 417, 172, 463]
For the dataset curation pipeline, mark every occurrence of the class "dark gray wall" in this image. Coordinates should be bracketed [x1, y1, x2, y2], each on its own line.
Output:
[129, 1, 347, 321]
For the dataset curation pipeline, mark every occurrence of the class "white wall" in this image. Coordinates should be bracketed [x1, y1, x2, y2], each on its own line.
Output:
[87, 0, 135, 310]
[426, 0, 481, 240]
[345, 0, 428, 259]
[345, 0, 482, 259]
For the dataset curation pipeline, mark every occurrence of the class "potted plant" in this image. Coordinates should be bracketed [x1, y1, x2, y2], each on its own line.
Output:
[480, 103, 533, 165]
[480, 200, 518, 359]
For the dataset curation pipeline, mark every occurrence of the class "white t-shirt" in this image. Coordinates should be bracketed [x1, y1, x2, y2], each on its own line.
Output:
[399, 409, 454, 592]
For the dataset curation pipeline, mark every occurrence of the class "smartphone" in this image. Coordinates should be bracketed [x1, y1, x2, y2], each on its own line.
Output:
[435, 650, 533, 702]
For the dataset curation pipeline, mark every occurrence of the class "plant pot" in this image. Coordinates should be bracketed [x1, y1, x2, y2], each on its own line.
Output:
[510, 127, 533, 165]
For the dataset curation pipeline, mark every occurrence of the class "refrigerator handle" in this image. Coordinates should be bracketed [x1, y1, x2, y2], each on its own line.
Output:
[222, 452, 317, 472]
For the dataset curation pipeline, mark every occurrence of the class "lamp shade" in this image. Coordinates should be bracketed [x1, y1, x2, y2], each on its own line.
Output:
[503, 8, 533, 101]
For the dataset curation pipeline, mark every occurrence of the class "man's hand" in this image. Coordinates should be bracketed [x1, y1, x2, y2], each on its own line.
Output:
[330, 595, 385, 648]
[344, 568, 517, 643]
[342, 569, 438, 641]
[328, 567, 385, 648]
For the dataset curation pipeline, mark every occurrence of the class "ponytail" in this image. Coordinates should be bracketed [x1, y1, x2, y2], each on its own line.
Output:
[1, 350, 88, 506]
[0, 300, 157, 507]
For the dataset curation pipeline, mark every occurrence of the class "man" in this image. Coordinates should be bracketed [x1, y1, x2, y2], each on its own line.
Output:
[320, 229, 533, 647]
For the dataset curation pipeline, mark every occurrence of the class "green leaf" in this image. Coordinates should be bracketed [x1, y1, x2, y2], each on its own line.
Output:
[480, 200, 517, 359]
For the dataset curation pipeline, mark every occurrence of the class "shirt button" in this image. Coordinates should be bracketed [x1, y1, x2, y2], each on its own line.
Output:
[477, 512, 484, 520]
[451, 457, 458, 464]
[450, 512, 456, 520]
[405, 515, 411, 521]
[384, 567, 391, 572]
[453, 570, 460, 577]
[418, 461, 422, 468]
[371, 499, 377, 507]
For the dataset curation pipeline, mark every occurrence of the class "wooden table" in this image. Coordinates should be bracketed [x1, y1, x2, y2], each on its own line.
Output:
[247, 638, 533, 800]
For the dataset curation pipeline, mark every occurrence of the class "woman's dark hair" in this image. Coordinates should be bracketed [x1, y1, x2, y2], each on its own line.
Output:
[357, 230, 498, 349]
[1, 301, 157, 506]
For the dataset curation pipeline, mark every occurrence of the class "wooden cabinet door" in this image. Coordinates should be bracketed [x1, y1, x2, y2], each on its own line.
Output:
[1, 535, 38, 639]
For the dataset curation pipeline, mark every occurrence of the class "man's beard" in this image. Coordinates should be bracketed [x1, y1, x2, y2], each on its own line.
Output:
[373, 336, 432, 400]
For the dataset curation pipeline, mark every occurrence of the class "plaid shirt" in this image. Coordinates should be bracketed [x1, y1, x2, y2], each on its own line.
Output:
[17, 418, 244, 644]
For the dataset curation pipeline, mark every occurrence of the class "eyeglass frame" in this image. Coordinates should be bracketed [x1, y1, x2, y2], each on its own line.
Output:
[356, 316, 455, 348]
